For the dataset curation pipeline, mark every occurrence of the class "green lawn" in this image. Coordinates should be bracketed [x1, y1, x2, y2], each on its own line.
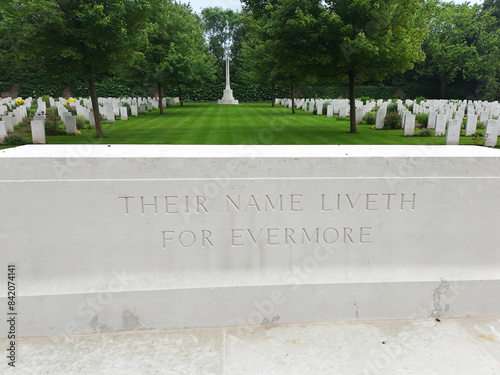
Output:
[1, 102, 488, 147]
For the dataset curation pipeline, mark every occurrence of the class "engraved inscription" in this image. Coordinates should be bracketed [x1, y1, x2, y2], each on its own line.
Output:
[118, 191, 417, 249]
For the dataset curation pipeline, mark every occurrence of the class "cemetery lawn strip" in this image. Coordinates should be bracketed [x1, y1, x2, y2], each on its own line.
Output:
[41, 102, 481, 146]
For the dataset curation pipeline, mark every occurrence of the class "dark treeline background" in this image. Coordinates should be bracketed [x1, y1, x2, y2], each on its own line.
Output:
[1, 0, 498, 101]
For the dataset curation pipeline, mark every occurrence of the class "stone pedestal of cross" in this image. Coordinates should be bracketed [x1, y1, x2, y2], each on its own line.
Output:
[218, 53, 239, 105]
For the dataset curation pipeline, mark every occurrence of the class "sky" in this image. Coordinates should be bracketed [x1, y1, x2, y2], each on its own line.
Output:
[184, 0, 485, 13]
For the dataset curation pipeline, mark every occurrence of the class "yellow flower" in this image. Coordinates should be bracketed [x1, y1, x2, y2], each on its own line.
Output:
[15, 99, 24, 107]
[76, 130, 82, 135]
[66, 98, 77, 105]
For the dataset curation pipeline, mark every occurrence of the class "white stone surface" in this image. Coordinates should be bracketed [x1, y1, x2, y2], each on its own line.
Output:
[1, 145, 500, 338]
[1, 318, 499, 374]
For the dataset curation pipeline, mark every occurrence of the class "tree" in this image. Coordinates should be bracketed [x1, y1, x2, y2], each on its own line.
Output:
[322, 0, 430, 132]
[201, 7, 245, 83]
[127, 1, 214, 112]
[3, 0, 150, 137]
[242, 0, 331, 113]
[417, 2, 486, 99]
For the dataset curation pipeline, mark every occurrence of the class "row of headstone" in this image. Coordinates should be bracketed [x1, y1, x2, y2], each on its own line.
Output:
[275, 97, 499, 147]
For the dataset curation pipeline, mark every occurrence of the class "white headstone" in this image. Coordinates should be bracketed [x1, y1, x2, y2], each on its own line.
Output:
[65, 116, 77, 135]
[0, 121, 7, 141]
[484, 119, 499, 147]
[435, 114, 447, 136]
[326, 104, 334, 118]
[339, 106, 349, 119]
[120, 107, 128, 121]
[465, 115, 478, 136]
[2, 115, 14, 132]
[403, 114, 415, 136]
[131, 105, 138, 117]
[445, 119, 461, 145]
[375, 107, 387, 130]
[140, 104, 146, 114]
[427, 111, 437, 129]
[30, 120, 46, 144]
[309, 101, 315, 113]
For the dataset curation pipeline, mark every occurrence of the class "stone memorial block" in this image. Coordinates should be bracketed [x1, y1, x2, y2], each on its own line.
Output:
[435, 114, 447, 136]
[403, 114, 415, 136]
[465, 114, 478, 136]
[147, 102, 153, 111]
[140, 104, 146, 114]
[484, 119, 499, 147]
[355, 107, 363, 124]
[131, 105, 138, 117]
[1, 145, 500, 338]
[445, 119, 461, 145]
[120, 107, 128, 121]
[30, 120, 46, 144]
[65, 116, 77, 135]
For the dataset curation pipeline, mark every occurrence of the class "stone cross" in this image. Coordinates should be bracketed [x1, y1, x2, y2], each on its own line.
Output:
[225, 53, 232, 90]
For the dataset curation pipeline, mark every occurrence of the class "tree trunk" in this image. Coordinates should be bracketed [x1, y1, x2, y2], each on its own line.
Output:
[291, 81, 295, 114]
[88, 77, 103, 138]
[348, 71, 357, 134]
[440, 75, 447, 99]
[178, 87, 184, 107]
[158, 82, 164, 115]
[271, 82, 275, 107]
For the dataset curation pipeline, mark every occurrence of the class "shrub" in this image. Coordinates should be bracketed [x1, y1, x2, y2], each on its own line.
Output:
[359, 96, 370, 105]
[417, 128, 433, 137]
[15, 120, 31, 134]
[2, 134, 28, 145]
[416, 113, 429, 128]
[45, 113, 63, 135]
[384, 112, 402, 130]
[415, 96, 426, 104]
[66, 106, 77, 116]
[471, 132, 483, 145]
[362, 111, 377, 125]
[75, 116, 86, 130]
[477, 122, 485, 129]
[386, 103, 398, 112]
[42, 95, 50, 106]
